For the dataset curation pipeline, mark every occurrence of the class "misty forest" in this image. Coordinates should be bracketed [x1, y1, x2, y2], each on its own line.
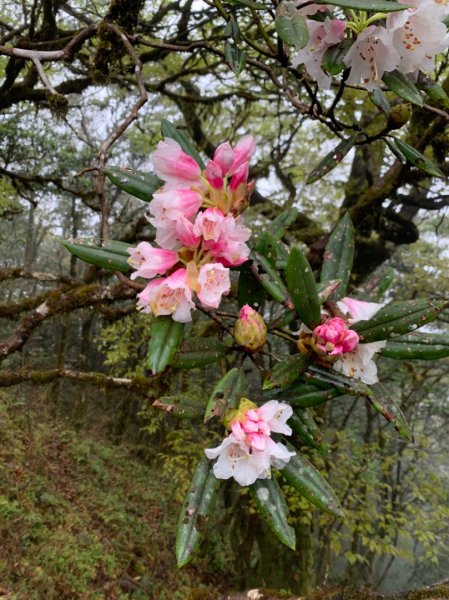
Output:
[1, 0, 449, 598]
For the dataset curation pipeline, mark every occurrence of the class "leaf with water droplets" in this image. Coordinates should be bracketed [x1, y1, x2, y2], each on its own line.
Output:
[320, 213, 354, 301]
[306, 135, 359, 184]
[250, 478, 296, 550]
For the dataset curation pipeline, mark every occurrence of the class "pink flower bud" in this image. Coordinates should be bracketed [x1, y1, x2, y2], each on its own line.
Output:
[205, 160, 224, 189]
[213, 141, 235, 174]
[313, 317, 359, 356]
[234, 305, 267, 351]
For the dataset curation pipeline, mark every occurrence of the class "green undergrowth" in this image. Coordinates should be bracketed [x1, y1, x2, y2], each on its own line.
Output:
[0, 391, 224, 599]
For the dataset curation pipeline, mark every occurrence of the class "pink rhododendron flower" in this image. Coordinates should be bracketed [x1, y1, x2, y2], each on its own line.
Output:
[313, 317, 359, 355]
[205, 400, 295, 486]
[197, 263, 231, 308]
[292, 18, 346, 89]
[193, 207, 225, 241]
[333, 297, 386, 384]
[344, 26, 400, 91]
[151, 138, 202, 190]
[127, 242, 178, 280]
[137, 268, 195, 322]
[205, 214, 251, 266]
[386, 3, 449, 75]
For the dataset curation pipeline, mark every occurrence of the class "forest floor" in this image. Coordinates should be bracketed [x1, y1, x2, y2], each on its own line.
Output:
[1, 389, 447, 600]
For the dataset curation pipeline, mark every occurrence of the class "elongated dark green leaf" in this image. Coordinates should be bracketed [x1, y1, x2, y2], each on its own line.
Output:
[104, 167, 163, 202]
[352, 299, 447, 343]
[352, 266, 395, 302]
[368, 383, 413, 442]
[382, 70, 423, 106]
[314, 0, 410, 9]
[286, 247, 321, 328]
[265, 381, 343, 407]
[320, 213, 354, 300]
[417, 72, 449, 109]
[252, 252, 293, 308]
[270, 208, 299, 239]
[228, 0, 267, 8]
[250, 477, 296, 550]
[385, 137, 407, 163]
[290, 408, 323, 450]
[161, 120, 205, 169]
[322, 39, 352, 76]
[268, 308, 296, 330]
[204, 367, 245, 422]
[225, 41, 247, 77]
[307, 135, 358, 185]
[146, 316, 186, 374]
[256, 232, 279, 266]
[281, 447, 344, 517]
[238, 263, 266, 309]
[176, 457, 221, 567]
[369, 88, 392, 116]
[152, 396, 204, 419]
[390, 137, 445, 178]
[381, 332, 449, 360]
[275, 1, 309, 49]
[263, 353, 312, 391]
[306, 365, 373, 400]
[173, 337, 230, 369]
[62, 240, 131, 272]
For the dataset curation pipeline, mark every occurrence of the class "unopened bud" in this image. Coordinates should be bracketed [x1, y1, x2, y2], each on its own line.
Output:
[387, 103, 411, 131]
[223, 397, 256, 429]
[234, 304, 267, 351]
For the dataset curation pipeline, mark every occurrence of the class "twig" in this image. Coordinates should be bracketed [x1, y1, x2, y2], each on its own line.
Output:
[114, 271, 145, 291]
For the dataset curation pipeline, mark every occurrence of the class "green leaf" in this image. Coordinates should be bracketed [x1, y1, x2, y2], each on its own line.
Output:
[290, 408, 323, 450]
[152, 395, 204, 419]
[320, 213, 354, 300]
[381, 332, 449, 360]
[146, 316, 186, 374]
[315, 0, 410, 11]
[281, 447, 344, 517]
[227, 0, 267, 8]
[390, 137, 445, 178]
[268, 308, 296, 330]
[176, 457, 221, 567]
[369, 88, 392, 116]
[224, 41, 247, 77]
[104, 167, 163, 202]
[306, 135, 359, 184]
[251, 252, 293, 308]
[62, 239, 131, 273]
[306, 365, 373, 399]
[368, 383, 413, 442]
[263, 353, 312, 391]
[352, 299, 447, 343]
[352, 266, 395, 302]
[286, 247, 321, 328]
[173, 337, 230, 369]
[238, 263, 266, 309]
[265, 381, 343, 407]
[417, 72, 449, 109]
[382, 70, 423, 106]
[204, 367, 245, 422]
[269, 208, 299, 239]
[161, 120, 205, 169]
[249, 478, 296, 550]
[275, 1, 309, 49]
[385, 137, 407, 163]
[255, 232, 279, 266]
[322, 39, 352, 76]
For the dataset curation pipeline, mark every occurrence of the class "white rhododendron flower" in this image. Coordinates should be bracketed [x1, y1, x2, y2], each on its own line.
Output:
[205, 400, 295, 486]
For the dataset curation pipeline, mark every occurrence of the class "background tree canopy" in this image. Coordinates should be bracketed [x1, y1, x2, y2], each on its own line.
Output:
[1, 0, 449, 598]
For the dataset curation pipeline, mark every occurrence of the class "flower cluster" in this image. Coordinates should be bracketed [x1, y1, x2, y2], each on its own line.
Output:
[292, 0, 449, 91]
[128, 136, 255, 322]
[205, 399, 295, 486]
[299, 297, 386, 384]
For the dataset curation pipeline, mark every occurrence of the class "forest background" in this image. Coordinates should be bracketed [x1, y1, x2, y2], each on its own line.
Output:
[1, 0, 449, 598]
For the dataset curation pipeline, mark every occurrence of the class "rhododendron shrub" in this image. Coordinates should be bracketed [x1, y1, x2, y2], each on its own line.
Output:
[64, 125, 449, 567]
